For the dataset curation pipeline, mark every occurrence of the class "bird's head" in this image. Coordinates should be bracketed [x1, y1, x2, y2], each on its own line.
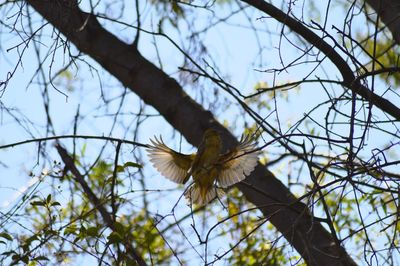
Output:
[203, 128, 221, 141]
[202, 128, 222, 150]
[204, 128, 218, 137]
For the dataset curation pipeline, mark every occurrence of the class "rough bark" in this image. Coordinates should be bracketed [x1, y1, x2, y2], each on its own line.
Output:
[365, 0, 400, 44]
[27, 0, 357, 265]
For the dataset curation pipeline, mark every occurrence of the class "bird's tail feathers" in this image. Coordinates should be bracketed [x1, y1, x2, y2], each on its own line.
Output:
[184, 184, 224, 206]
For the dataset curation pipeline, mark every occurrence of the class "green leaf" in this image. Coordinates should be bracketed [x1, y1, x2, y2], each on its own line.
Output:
[0, 232, 12, 241]
[30, 201, 45, 207]
[46, 194, 52, 204]
[64, 225, 78, 236]
[51, 202, 61, 207]
[81, 143, 87, 156]
[114, 222, 126, 235]
[123, 162, 143, 169]
[86, 226, 99, 237]
[44, 230, 58, 236]
[79, 225, 87, 237]
[24, 235, 38, 246]
[34, 256, 49, 261]
[107, 232, 123, 244]
[21, 255, 29, 263]
[381, 197, 387, 214]
[2, 251, 16, 256]
[116, 162, 143, 173]
[172, 2, 184, 15]
[116, 165, 125, 172]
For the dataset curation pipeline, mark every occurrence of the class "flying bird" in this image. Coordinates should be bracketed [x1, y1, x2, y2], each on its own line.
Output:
[146, 128, 259, 205]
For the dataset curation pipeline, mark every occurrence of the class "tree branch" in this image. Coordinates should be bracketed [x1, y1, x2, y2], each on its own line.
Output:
[242, 0, 400, 121]
[0, 134, 148, 150]
[27, 0, 356, 264]
[365, 0, 400, 45]
[56, 144, 147, 266]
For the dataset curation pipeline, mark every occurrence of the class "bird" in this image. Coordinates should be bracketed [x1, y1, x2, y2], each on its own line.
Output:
[146, 128, 260, 206]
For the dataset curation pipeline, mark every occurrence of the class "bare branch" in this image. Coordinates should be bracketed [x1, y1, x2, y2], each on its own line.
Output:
[242, 0, 400, 120]
[56, 144, 147, 266]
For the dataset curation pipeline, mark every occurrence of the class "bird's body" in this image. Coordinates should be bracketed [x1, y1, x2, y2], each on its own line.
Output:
[147, 129, 259, 205]
[186, 130, 223, 204]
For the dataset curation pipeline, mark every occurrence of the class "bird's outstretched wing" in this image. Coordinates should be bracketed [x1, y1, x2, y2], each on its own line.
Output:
[217, 136, 260, 188]
[147, 136, 194, 184]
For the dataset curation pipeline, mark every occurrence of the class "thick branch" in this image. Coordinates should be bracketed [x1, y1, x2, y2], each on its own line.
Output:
[365, 0, 400, 45]
[242, 0, 400, 121]
[27, 0, 356, 265]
